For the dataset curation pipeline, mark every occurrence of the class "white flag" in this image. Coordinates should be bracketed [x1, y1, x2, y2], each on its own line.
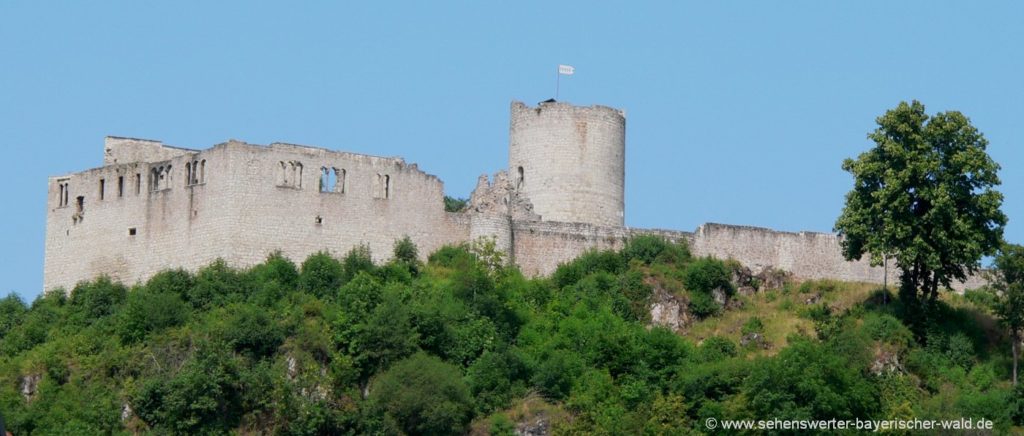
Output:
[558, 64, 575, 75]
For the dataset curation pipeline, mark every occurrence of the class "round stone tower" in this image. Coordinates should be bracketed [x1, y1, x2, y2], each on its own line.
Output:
[508, 100, 625, 227]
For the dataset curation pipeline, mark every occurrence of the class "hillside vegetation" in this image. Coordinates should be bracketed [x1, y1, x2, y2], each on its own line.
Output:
[1, 236, 1022, 434]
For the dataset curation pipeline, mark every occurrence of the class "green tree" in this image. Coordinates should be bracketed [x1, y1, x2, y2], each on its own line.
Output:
[443, 195, 468, 212]
[68, 276, 127, 324]
[0, 293, 27, 340]
[835, 101, 1005, 318]
[341, 244, 376, 284]
[299, 251, 344, 299]
[117, 288, 189, 343]
[991, 243, 1024, 385]
[369, 352, 473, 435]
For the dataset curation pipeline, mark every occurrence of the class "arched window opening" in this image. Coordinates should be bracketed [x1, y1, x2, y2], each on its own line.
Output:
[280, 161, 289, 186]
[199, 160, 206, 183]
[337, 168, 346, 193]
[294, 162, 303, 188]
[320, 167, 330, 192]
[151, 167, 161, 191]
[383, 174, 391, 199]
[516, 166, 524, 190]
[186, 162, 192, 186]
[76, 196, 84, 214]
[58, 183, 66, 207]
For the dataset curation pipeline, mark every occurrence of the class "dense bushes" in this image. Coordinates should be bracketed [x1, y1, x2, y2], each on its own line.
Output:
[1, 235, 1021, 434]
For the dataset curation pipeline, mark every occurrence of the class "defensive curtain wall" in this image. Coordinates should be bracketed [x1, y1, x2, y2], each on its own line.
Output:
[43, 101, 985, 293]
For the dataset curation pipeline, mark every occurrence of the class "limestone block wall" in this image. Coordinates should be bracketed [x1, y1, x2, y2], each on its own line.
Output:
[44, 138, 471, 293]
[508, 220, 984, 292]
[509, 101, 625, 227]
[212, 141, 469, 270]
[44, 145, 231, 292]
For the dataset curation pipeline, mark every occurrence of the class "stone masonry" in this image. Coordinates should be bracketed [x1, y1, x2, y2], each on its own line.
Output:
[43, 100, 985, 293]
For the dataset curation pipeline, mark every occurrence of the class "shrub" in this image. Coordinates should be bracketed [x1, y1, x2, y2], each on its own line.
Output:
[946, 332, 975, 370]
[299, 251, 344, 299]
[370, 352, 473, 436]
[742, 317, 765, 335]
[392, 236, 419, 266]
[621, 235, 690, 266]
[698, 336, 738, 362]
[221, 304, 284, 358]
[861, 313, 913, 347]
[466, 349, 531, 414]
[444, 196, 468, 212]
[552, 250, 625, 289]
[69, 276, 127, 324]
[683, 257, 733, 296]
[189, 259, 250, 309]
[342, 244, 376, 283]
[145, 269, 194, 298]
[249, 251, 299, 289]
[0, 293, 28, 340]
[117, 289, 189, 343]
[428, 244, 476, 269]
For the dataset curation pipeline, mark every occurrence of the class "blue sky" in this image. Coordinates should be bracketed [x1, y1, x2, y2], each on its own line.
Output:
[2, 2, 1022, 301]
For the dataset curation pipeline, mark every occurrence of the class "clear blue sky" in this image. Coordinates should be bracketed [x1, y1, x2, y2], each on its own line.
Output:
[2, 2, 1022, 301]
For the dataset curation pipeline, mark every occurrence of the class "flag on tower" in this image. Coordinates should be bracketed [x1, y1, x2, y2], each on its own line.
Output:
[558, 64, 575, 75]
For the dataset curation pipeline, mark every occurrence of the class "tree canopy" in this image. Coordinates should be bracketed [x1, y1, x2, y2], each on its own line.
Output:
[835, 101, 1005, 308]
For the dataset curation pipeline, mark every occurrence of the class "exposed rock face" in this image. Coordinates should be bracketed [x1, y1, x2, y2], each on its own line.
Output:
[732, 264, 792, 295]
[740, 332, 770, 350]
[871, 348, 904, 375]
[121, 402, 133, 422]
[648, 284, 691, 332]
[20, 374, 41, 401]
[712, 288, 728, 307]
[516, 415, 550, 436]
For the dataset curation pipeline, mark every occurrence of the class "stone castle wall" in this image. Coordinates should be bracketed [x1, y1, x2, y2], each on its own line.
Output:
[44, 138, 470, 292]
[43, 102, 988, 294]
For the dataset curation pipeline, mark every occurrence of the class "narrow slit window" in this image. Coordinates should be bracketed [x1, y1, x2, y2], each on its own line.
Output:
[118, 176, 124, 197]
[135, 173, 141, 195]
[338, 168, 346, 193]
[383, 174, 390, 199]
[99, 179, 105, 200]
[199, 160, 205, 183]
[186, 162, 192, 185]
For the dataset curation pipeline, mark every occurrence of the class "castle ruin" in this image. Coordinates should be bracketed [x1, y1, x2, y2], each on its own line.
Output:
[43, 100, 985, 293]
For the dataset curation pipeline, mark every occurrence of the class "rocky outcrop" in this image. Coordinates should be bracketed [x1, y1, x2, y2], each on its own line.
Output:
[20, 373, 41, 401]
[648, 283, 692, 333]
[740, 332, 770, 350]
[732, 264, 792, 295]
[516, 415, 550, 436]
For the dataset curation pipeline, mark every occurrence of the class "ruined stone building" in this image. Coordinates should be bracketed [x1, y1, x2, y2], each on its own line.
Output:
[43, 100, 984, 293]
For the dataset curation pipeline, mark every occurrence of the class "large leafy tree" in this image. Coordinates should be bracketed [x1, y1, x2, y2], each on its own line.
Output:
[835, 101, 1005, 310]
